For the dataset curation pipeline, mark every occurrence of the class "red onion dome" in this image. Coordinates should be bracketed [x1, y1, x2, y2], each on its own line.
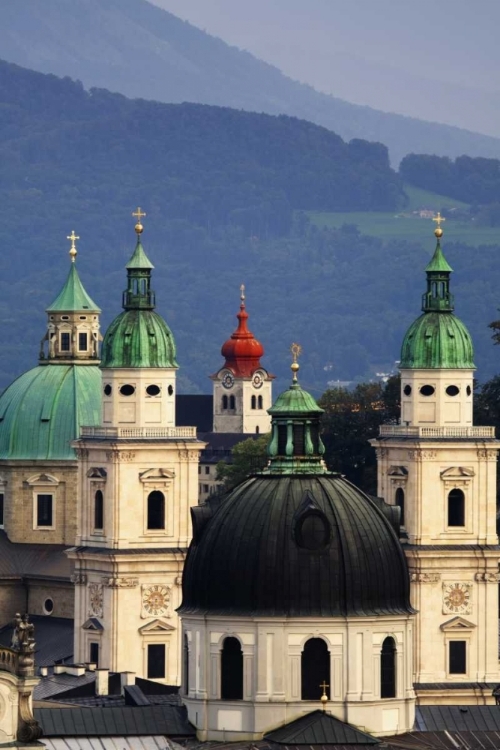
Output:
[220, 289, 265, 377]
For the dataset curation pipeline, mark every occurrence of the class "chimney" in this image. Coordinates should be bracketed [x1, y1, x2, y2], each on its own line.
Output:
[39, 666, 48, 677]
[120, 672, 136, 695]
[95, 668, 109, 696]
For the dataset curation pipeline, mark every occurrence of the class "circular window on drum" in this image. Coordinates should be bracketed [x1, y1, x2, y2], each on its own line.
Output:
[43, 598, 54, 615]
[403, 385, 412, 396]
[296, 513, 330, 551]
[420, 385, 435, 396]
[103, 384, 112, 396]
[119, 384, 135, 396]
[146, 384, 161, 397]
[446, 385, 460, 397]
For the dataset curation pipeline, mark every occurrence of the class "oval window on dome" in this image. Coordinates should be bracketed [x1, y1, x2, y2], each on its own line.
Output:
[119, 384, 135, 397]
[446, 385, 460, 397]
[146, 385, 161, 397]
[420, 385, 435, 397]
[466, 385, 472, 396]
[103, 384, 112, 396]
[43, 598, 54, 615]
[403, 385, 412, 396]
[296, 513, 330, 551]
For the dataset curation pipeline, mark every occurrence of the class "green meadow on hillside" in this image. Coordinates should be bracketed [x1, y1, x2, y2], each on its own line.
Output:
[308, 185, 500, 247]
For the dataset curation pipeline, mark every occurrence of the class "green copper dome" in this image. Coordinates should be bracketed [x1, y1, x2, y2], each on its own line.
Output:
[401, 312, 474, 369]
[400, 238, 475, 370]
[101, 309, 178, 368]
[0, 364, 101, 460]
[101, 234, 178, 369]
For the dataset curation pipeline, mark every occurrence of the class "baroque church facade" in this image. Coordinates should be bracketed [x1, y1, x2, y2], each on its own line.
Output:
[0, 216, 498, 740]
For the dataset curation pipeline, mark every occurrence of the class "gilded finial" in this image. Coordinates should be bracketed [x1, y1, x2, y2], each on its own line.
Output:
[290, 342, 302, 382]
[67, 230, 80, 263]
[132, 207, 146, 235]
[433, 211, 445, 239]
[320, 681, 329, 712]
[240, 283, 245, 303]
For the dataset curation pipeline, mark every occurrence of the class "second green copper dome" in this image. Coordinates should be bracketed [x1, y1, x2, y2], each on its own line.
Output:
[400, 311, 474, 369]
[101, 309, 178, 368]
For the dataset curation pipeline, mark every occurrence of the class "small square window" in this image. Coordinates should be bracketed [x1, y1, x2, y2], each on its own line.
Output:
[205, 466, 210, 475]
[37, 494, 53, 527]
[78, 332, 88, 351]
[203, 484, 209, 493]
[60, 333, 71, 352]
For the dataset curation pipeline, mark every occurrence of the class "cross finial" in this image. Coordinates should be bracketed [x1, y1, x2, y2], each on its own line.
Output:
[290, 342, 302, 382]
[240, 283, 246, 303]
[320, 681, 329, 712]
[132, 207, 146, 235]
[67, 230, 80, 263]
[433, 211, 446, 239]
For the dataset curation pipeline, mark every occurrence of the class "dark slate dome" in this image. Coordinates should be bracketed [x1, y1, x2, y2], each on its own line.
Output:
[180, 473, 412, 618]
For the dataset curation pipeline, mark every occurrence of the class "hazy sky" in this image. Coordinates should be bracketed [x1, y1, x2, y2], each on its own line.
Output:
[150, 0, 500, 135]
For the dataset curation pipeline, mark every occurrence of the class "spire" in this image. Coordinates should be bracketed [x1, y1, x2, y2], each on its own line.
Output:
[46, 232, 100, 313]
[421, 214, 454, 313]
[265, 345, 327, 475]
[122, 208, 156, 310]
[219, 286, 265, 377]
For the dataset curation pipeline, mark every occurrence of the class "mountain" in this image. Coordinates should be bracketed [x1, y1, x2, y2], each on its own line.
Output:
[0, 60, 499, 398]
[3, 0, 500, 166]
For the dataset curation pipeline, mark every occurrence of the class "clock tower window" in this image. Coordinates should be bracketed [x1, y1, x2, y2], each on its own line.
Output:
[229, 395, 235, 410]
[447, 488, 465, 527]
[147, 491, 165, 530]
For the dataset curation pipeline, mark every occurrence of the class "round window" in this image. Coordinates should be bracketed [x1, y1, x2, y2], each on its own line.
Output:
[119, 384, 135, 396]
[420, 385, 435, 396]
[168, 385, 174, 396]
[103, 384, 112, 396]
[403, 385, 412, 396]
[146, 384, 161, 397]
[296, 513, 330, 551]
[446, 385, 460, 397]
[466, 385, 472, 396]
[44, 598, 54, 615]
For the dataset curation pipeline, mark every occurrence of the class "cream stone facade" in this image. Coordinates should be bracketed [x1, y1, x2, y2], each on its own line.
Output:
[101, 366, 177, 428]
[212, 371, 272, 434]
[182, 615, 415, 740]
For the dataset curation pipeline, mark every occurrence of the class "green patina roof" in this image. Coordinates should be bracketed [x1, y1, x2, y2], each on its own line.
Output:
[46, 264, 101, 313]
[400, 312, 475, 369]
[425, 242, 453, 273]
[101, 310, 178, 369]
[0, 364, 101, 460]
[268, 381, 324, 415]
[126, 240, 154, 270]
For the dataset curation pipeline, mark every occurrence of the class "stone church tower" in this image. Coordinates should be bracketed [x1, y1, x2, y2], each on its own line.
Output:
[374, 221, 500, 703]
[68, 215, 203, 684]
[211, 287, 274, 435]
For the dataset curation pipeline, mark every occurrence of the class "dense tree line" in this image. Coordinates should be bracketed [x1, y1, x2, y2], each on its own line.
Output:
[400, 153, 500, 206]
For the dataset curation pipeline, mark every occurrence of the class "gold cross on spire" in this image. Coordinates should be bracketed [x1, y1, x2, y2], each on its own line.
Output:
[67, 230, 80, 263]
[290, 342, 302, 381]
[320, 681, 329, 712]
[433, 211, 446, 239]
[132, 207, 146, 235]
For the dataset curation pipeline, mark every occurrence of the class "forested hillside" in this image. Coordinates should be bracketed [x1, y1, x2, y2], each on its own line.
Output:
[0, 61, 499, 396]
[3, 0, 500, 165]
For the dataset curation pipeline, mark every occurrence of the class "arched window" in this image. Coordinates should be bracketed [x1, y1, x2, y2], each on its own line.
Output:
[381, 637, 396, 698]
[257, 395, 263, 409]
[251, 395, 256, 410]
[222, 395, 228, 410]
[229, 395, 235, 410]
[183, 634, 189, 695]
[147, 491, 165, 530]
[301, 638, 330, 700]
[395, 488, 405, 527]
[94, 490, 104, 530]
[448, 489, 465, 527]
[221, 637, 243, 700]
